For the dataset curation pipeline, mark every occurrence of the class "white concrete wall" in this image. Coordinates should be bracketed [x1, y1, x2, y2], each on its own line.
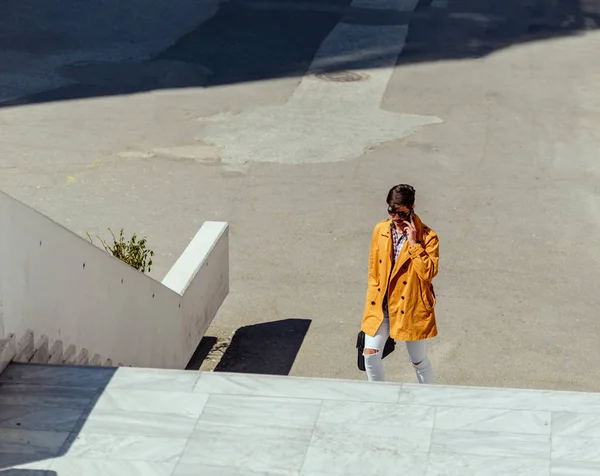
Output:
[162, 221, 229, 355]
[0, 190, 228, 369]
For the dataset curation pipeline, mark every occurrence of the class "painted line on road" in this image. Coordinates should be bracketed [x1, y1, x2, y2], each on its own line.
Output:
[294, 0, 420, 104]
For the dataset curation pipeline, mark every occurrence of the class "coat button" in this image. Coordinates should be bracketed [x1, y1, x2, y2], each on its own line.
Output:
[377, 288, 381, 292]
[403, 281, 407, 285]
[371, 301, 376, 306]
[401, 310, 405, 314]
[401, 296, 405, 300]
[379, 259, 382, 263]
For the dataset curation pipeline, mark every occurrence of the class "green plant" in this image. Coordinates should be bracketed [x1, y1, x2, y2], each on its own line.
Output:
[87, 228, 154, 273]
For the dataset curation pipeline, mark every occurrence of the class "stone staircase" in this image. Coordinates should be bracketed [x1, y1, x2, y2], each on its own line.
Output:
[2, 361, 600, 474]
[0, 329, 118, 377]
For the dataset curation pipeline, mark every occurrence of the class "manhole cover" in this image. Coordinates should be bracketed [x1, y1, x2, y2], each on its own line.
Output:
[314, 71, 369, 82]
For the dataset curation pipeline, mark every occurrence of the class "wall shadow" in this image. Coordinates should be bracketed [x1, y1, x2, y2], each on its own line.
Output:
[0, 363, 118, 472]
[212, 319, 312, 375]
[3, 472, 57, 476]
[397, 0, 600, 67]
[1, 0, 598, 108]
[185, 335, 218, 371]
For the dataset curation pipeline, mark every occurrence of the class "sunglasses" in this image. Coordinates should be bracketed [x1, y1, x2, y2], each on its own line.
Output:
[387, 207, 412, 220]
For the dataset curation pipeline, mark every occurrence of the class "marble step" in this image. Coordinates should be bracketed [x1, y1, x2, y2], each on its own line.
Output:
[2, 363, 600, 475]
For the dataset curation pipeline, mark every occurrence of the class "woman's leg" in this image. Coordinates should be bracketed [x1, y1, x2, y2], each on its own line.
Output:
[363, 318, 390, 382]
[405, 340, 433, 384]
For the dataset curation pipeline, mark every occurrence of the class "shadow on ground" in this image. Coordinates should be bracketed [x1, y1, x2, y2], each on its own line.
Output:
[3, 472, 57, 475]
[1, 0, 598, 108]
[0, 363, 118, 472]
[188, 319, 312, 375]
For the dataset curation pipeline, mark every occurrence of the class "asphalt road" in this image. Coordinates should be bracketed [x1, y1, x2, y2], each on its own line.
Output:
[1, 0, 600, 390]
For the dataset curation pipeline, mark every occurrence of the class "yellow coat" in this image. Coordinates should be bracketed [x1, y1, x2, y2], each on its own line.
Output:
[361, 215, 439, 341]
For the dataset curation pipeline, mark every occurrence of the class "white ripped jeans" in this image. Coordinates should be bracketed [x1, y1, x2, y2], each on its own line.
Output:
[363, 317, 433, 384]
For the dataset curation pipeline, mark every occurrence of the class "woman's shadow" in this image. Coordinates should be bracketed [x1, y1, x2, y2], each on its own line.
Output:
[188, 318, 312, 375]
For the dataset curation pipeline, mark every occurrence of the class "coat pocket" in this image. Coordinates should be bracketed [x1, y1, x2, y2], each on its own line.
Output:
[420, 281, 435, 311]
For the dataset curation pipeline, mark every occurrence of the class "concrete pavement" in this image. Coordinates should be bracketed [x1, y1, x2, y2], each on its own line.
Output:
[1, 0, 600, 390]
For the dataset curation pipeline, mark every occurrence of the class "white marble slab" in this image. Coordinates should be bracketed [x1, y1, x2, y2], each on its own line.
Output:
[552, 436, 600, 463]
[300, 473, 361, 476]
[0, 363, 115, 388]
[0, 383, 99, 409]
[0, 405, 84, 432]
[318, 401, 435, 428]
[398, 384, 600, 414]
[0, 428, 70, 456]
[78, 409, 198, 438]
[431, 429, 550, 459]
[198, 394, 322, 430]
[0, 469, 49, 476]
[434, 407, 551, 435]
[300, 473, 374, 476]
[64, 433, 188, 462]
[426, 454, 550, 476]
[303, 447, 428, 475]
[0, 453, 53, 472]
[399, 384, 600, 414]
[551, 460, 600, 475]
[182, 421, 313, 473]
[174, 463, 300, 476]
[47, 457, 176, 476]
[92, 389, 209, 417]
[552, 412, 600, 438]
[105, 367, 199, 392]
[194, 372, 401, 402]
[301, 423, 431, 475]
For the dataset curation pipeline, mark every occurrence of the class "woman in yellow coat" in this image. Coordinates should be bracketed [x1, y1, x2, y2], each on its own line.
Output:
[361, 184, 439, 383]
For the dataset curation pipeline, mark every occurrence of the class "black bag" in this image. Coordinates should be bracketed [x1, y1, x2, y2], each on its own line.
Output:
[356, 331, 395, 371]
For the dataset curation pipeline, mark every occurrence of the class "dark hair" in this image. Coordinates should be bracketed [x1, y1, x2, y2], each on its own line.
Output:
[386, 184, 415, 208]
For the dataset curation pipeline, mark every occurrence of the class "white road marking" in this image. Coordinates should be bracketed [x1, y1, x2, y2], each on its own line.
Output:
[199, 0, 444, 164]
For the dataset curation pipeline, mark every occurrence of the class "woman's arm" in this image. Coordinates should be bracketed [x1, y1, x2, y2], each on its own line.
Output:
[408, 232, 439, 282]
[367, 224, 379, 285]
